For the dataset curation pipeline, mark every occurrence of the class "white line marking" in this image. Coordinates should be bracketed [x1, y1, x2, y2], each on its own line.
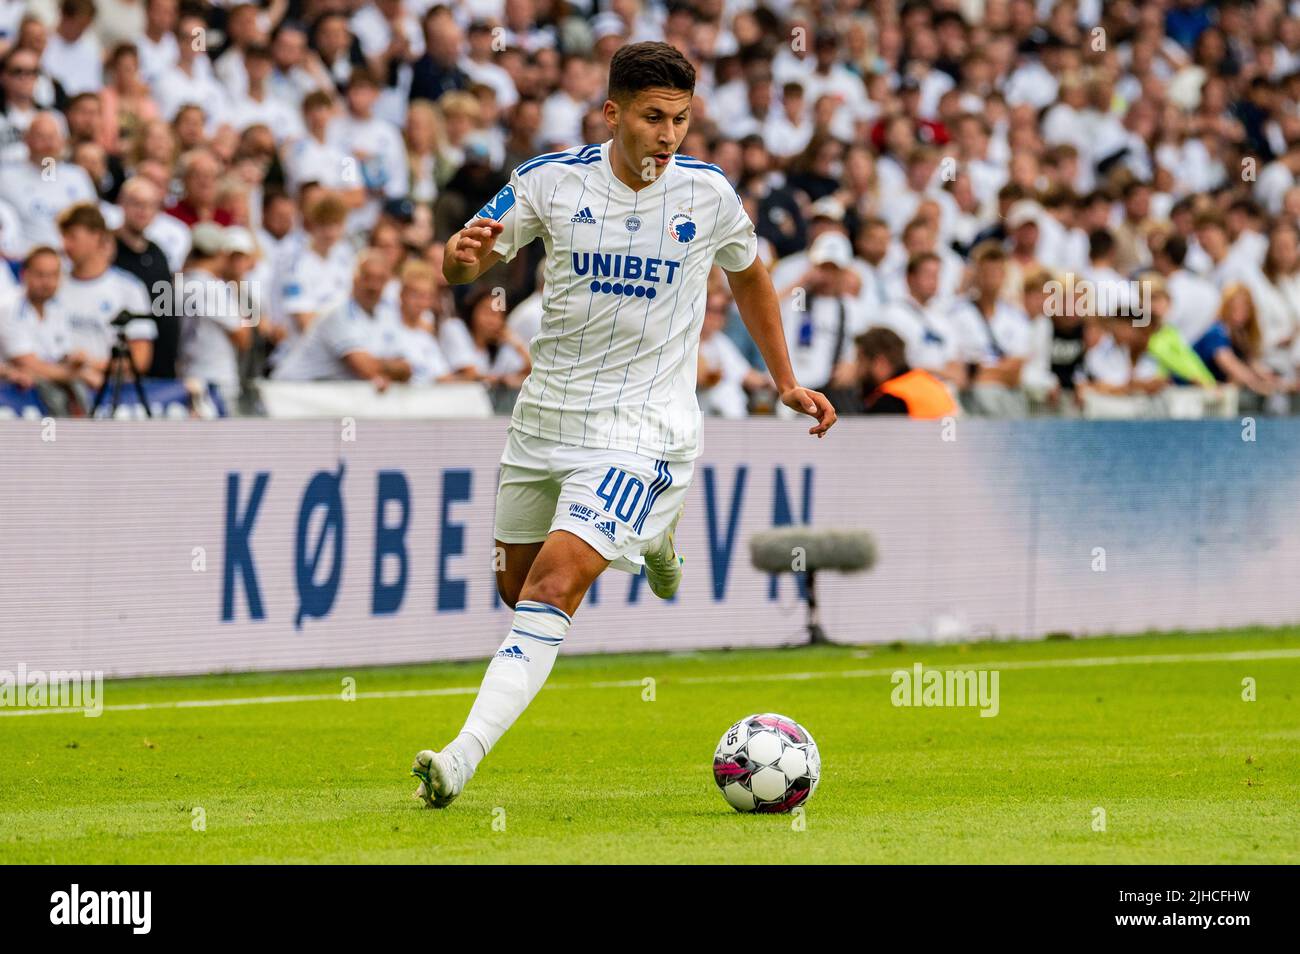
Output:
[1, 647, 1296, 718]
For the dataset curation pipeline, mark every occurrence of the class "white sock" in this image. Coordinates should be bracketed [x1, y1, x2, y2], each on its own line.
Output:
[451, 599, 571, 773]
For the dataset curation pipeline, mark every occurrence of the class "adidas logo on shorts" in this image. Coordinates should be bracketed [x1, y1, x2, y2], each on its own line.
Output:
[594, 519, 616, 542]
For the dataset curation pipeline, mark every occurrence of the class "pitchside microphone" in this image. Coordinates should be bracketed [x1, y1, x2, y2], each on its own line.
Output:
[749, 527, 877, 645]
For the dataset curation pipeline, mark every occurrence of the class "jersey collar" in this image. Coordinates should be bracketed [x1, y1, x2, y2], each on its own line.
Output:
[602, 138, 674, 198]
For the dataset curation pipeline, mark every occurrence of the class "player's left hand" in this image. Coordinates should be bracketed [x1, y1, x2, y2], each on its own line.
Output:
[781, 386, 837, 438]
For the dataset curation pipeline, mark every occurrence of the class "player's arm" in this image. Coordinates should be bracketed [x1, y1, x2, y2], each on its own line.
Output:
[726, 257, 837, 437]
[443, 218, 505, 285]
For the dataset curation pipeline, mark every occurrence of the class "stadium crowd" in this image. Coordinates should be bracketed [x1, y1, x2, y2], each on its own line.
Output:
[1, 0, 1300, 418]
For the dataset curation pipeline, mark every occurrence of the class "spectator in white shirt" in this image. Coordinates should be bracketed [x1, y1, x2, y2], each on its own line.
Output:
[267, 20, 327, 110]
[1254, 139, 1300, 215]
[949, 242, 1032, 416]
[152, 11, 230, 131]
[880, 215, 964, 303]
[763, 80, 812, 159]
[0, 245, 89, 404]
[1079, 313, 1166, 399]
[1151, 233, 1221, 345]
[388, 259, 454, 385]
[775, 230, 870, 395]
[212, 2, 265, 102]
[177, 222, 251, 407]
[699, 283, 770, 418]
[539, 54, 594, 149]
[1194, 211, 1256, 289]
[327, 66, 409, 234]
[56, 201, 155, 376]
[230, 43, 304, 144]
[136, 0, 179, 86]
[42, 0, 103, 97]
[271, 192, 355, 357]
[284, 90, 365, 205]
[272, 249, 411, 387]
[446, 283, 531, 390]
[1080, 227, 1134, 310]
[0, 113, 97, 255]
[878, 251, 964, 384]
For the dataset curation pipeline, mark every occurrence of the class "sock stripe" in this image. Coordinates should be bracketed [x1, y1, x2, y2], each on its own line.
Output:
[516, 600, 573, 624]
[510, 626, 564, 646]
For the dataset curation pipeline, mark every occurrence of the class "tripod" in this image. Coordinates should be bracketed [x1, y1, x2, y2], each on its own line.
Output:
[89, 325, 152, 418]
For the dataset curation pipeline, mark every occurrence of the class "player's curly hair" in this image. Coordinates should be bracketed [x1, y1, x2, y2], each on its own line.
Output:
[608, 41, 696, 103]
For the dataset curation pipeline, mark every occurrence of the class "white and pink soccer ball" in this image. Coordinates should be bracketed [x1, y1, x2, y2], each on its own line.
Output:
[712, 713, 821, 813]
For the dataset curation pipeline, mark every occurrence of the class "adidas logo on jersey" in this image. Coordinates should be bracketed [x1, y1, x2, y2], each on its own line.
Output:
[496, 644, 531, 662]
[594, 519, 616, 542]
[570, 205, 597, 224]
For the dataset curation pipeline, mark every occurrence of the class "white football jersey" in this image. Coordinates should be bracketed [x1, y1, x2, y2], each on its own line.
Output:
[470, 139, 758, 461]
[56, 266, 155, 362]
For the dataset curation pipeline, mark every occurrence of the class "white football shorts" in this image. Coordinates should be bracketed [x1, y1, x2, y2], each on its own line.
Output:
[493, 426, 693, 574]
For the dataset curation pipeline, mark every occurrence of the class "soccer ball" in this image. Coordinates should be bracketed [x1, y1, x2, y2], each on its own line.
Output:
[712, 713, 820, 813]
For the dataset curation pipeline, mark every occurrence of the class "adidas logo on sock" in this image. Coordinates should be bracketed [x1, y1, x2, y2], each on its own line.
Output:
[495, 644, 531, 662]
[570, 205, 597, 224]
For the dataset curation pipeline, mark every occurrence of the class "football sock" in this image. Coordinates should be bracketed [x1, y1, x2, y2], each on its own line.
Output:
[451, 599, 571, 774]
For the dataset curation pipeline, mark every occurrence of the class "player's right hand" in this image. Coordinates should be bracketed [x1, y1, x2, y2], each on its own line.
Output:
[453, 217, 505, 267]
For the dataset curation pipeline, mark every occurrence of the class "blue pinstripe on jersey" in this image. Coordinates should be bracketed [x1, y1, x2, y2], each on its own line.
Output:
[634, 178, 697, 456]
[531, 174, 589, 439]
[558, 178, 615, 444]
[633, 459, 673, 533]
[579, 175, 646, 445]
[603, 175, 671, 450]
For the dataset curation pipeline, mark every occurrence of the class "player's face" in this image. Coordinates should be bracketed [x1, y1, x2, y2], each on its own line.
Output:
[609, 87, 692, 183]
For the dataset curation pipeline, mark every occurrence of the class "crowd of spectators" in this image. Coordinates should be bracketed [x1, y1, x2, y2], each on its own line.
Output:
[1, 0, 1300, 420]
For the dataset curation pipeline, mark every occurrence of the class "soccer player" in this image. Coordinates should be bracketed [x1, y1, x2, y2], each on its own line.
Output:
[411, 41, 837, 808]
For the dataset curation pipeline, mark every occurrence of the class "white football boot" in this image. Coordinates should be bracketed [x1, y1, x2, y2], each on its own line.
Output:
[411, 747, 469, 809]
[642, 502, 685, 600]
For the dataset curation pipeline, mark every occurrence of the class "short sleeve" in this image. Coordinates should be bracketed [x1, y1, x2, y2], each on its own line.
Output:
[438, 316, 481, 371]
[319, 308, 372, 359]
[467, 172, 544, 264]
[0, 298, 35, 358]
[713, 190, 758, 273]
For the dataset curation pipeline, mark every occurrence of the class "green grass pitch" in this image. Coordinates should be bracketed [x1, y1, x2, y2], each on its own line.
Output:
[2, 627, 1297, 864]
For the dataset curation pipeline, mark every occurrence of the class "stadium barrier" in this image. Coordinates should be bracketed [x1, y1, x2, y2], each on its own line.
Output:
[1, 417, 1297, 678]
[256, 380, 494, 418]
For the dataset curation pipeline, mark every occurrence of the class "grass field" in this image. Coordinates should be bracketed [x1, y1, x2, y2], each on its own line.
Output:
[1, 627, 1297, 864]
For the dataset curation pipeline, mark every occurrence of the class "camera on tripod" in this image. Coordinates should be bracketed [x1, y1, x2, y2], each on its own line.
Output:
[91, 310, 158, 418]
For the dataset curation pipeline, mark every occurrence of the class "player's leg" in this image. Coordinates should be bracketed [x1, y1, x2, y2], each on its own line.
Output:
[549, 450, 693, 599]
[493, 539, 544, 609]
[412, 530, 607, 808]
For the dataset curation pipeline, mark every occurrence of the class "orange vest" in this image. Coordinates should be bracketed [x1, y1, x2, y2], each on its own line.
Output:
[871, 369, 957, 419]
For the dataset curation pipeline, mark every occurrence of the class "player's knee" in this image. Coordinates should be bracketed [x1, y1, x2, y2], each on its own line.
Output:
[516, 575, 581, 616]
[495, 573, 521, 611]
